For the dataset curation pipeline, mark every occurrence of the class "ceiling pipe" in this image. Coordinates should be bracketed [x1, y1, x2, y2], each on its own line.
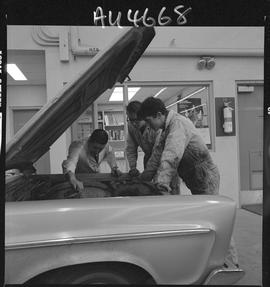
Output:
[32, 26, 263, 58]
[31, 26, 59, 46]
[69, 27, 263, 58]
[71, 45, 263, 57]
[70, 27, 100, 57]
[143, 48, 263, 57]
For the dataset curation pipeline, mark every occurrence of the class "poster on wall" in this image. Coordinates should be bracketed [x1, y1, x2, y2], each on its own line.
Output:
[178, 98, 211, 145]
[177, 98, 203, 125]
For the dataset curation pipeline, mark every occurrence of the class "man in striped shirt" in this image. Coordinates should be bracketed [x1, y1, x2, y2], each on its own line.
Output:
[62, 129, 121, 192]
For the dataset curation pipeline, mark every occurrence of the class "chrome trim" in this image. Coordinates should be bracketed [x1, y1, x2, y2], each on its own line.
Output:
[6, 228, 211, 250]
[203, 266, 245, 285]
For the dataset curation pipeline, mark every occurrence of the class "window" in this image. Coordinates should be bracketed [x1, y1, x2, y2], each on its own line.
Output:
[125, 83, 214, 149]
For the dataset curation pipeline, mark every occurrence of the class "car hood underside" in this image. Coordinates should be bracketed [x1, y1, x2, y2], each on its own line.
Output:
[6, 27, 155, 171]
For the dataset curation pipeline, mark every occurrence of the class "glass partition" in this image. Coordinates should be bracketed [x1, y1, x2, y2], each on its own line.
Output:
[126, 83, 213, 149]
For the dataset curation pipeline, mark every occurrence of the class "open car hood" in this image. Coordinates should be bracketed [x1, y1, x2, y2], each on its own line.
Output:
[6, 27, 155, 171]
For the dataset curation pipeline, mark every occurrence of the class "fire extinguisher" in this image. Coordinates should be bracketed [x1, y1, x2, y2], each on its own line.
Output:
[223, 102, 233, 133]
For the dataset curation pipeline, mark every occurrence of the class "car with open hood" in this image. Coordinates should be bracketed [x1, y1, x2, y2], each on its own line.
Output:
[5, 27, 244, 285]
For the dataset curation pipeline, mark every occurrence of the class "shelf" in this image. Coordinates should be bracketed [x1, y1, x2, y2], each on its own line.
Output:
[105, 125, 124, 130]
[78, 121, 93, 124]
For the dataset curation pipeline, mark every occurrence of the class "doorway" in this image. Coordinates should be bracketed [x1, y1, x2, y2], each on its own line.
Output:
[12, 108, 51, 174]
[237, 83, 263, 207]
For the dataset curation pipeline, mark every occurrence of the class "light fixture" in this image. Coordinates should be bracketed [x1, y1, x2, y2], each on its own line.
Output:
[166, 87, 206, 109]
[7, 64, 27, 80]
[109, 87, 123, 101]
[179, 103, 206, 114]
[206, 57, 215, 69]
[197, 58, 207, 70]
[197, 57, 215, 70]
[109, 87, 140, 101]
[128, 87, 140, 100]
[154, 87, 167, 98]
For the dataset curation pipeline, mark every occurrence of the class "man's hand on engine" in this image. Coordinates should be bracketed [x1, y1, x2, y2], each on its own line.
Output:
[111, 166, 123, 177]
[128, 168, 140, 177]
[139, 170, 155, 181]
[67, 171, 84, 192]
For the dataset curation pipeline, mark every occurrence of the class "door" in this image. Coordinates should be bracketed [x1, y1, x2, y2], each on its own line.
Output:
[238, 84, 263, 195]
[13, 109, 51, 174]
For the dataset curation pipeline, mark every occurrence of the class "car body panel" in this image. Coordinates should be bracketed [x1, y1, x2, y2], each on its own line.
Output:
[5, 194, 236, 284]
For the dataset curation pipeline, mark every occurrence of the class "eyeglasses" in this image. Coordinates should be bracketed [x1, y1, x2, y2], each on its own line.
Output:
[127, 117, 140, 124]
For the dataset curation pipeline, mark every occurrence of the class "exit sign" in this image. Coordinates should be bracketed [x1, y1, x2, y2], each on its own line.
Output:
[238, 86, 255, 93]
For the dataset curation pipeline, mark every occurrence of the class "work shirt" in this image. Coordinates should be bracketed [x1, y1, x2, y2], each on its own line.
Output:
[62, 141, 117, 174]
[126, 123, 158, 169]
[146, 110, 220, 195]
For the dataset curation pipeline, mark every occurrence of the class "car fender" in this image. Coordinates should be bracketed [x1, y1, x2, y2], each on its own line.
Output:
[5, 195, 236, 284]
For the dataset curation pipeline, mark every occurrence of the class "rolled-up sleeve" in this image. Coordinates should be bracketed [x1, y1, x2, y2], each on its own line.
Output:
[155, 120, 189, 187]
[62, 141, 83, 174]
[126, 126, 139, 169]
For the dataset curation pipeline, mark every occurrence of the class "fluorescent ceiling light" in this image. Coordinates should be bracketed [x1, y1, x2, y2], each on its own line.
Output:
[109, 87, 140, 101]
[128, 87, 140, 100]
[154, 87, 167, 98]
[109, 87, 123, 101]
[7, 64, 27, 81]
[179, 103, 206, 114]
[166, 87, 206, 109]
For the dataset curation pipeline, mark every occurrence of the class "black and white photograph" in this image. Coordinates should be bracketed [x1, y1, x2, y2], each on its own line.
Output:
[2, 0, 269, 286]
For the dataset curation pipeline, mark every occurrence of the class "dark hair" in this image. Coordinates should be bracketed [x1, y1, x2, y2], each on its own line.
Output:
[126, 101, 141, 115]
[89, 129, 108, 145]
[138, 97, 167, 119]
